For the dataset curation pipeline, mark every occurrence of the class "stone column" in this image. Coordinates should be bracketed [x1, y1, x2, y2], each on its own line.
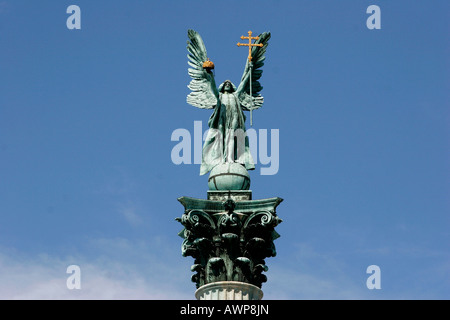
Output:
[195, 281, 263, 300]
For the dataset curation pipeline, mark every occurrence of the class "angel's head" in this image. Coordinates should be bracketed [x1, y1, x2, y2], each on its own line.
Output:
[219, 80, 236, 93]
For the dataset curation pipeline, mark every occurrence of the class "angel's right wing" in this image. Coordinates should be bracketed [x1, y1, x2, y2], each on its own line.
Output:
[186, 30, 219, 109]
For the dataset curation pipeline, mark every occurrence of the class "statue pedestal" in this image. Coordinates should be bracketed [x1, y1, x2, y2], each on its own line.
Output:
[195, 281, 263, 300]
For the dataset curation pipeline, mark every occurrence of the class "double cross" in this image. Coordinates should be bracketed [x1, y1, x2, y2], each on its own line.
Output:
[237, 31, 263, 62]
[237, 30, 263, 126]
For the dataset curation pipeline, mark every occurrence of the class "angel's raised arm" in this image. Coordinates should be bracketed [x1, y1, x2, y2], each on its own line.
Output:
[186, 30, 220, 110]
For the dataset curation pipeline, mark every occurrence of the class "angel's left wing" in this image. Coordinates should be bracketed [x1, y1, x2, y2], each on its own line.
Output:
[236, 32, 271, 111]
[186, 30, 219, 109]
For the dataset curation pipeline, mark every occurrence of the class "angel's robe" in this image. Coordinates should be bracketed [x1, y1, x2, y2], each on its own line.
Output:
[200, 91, 255, 175]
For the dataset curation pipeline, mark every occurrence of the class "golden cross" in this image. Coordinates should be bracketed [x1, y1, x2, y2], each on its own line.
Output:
[237, 31, 263, 61]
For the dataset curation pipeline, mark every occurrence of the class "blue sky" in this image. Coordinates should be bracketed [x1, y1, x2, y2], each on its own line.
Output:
[0, 0, 448, 299]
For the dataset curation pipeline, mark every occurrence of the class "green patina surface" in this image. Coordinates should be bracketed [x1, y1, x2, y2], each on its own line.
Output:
[186, 29, 270, 176]
[177, 29, 283, 291]
[176, 196, 283, 289]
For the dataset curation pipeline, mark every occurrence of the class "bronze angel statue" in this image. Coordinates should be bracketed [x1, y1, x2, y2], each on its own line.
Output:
[186, 29, 271, 175]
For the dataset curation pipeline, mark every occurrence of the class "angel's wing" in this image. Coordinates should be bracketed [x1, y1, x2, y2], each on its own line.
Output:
[186, 30, 219, 109]
[237, 32, 271, 111]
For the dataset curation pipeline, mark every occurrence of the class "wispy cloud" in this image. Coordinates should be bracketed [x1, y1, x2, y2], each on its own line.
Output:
[264, 265, 369, 300]
[3, 237, 446, 300]
[0, 239, 193, 300]
[262, 241, 450, 300]
[117, 203, 143, 227]
[262, 242, 370, 299]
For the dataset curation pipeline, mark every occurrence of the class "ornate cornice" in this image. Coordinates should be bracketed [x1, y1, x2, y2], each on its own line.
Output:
[176, 197, 283, 289]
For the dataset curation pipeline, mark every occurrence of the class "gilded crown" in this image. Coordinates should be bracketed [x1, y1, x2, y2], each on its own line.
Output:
[202, 58, 215, 71]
